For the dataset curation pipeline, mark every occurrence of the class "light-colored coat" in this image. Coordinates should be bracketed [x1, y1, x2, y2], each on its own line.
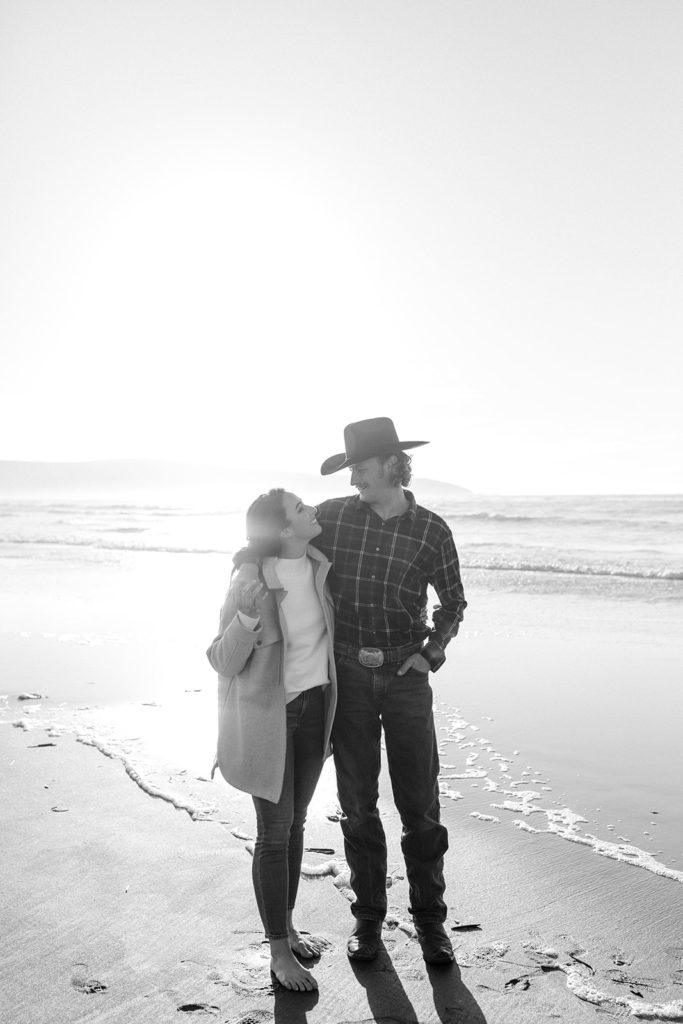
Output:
[206, 546, 337, 803]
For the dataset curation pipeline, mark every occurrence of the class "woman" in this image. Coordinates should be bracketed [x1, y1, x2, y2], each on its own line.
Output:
[207, 489, 337, 993]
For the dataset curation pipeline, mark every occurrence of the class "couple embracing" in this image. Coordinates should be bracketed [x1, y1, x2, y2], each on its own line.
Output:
[207, 417, 467, 992]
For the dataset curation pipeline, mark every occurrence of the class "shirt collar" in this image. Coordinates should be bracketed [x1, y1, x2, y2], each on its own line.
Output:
[351, 489, 417, 522]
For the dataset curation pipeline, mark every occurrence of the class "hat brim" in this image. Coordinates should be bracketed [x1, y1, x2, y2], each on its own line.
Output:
[320, 440, 428, 476]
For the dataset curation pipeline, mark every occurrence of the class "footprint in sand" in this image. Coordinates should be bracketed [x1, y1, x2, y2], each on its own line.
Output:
[387, 947, 426, 980]
[520, 940, 561, 966]
[609, 947, 635, 967]
[71, 964, 108, 994]
[230, 943, 276, 996]
[457, 941, 511, 968]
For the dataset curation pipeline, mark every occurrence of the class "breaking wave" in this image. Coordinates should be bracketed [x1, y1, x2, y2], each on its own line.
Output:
[464, 558, 683, 582]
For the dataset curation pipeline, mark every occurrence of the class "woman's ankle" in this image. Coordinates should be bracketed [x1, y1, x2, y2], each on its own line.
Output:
[269, 936, 291, 956]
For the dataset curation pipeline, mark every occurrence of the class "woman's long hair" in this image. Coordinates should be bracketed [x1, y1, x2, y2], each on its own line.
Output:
[232, 488, 289, 570]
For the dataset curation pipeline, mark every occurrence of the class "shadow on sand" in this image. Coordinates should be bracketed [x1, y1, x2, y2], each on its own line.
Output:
[273, 982, 320, 1024]
[348, 940, 488, 1024]
[269, 939, 488, 1024]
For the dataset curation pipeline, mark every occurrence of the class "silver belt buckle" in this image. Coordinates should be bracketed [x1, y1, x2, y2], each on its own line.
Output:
[358, 647, 384, 667]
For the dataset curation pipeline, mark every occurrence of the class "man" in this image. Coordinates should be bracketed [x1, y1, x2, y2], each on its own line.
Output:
[314, 417, 467, 965]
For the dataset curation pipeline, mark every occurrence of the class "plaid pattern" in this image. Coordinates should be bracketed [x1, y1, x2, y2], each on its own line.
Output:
[314, 491, 467, 650]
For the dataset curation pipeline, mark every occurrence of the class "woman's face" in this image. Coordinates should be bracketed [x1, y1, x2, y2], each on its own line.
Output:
[281, 492, 322, 542]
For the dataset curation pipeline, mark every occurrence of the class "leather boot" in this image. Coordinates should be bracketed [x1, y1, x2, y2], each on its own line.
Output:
[347, 919, 383, 961]
[414, 921, 455, 964]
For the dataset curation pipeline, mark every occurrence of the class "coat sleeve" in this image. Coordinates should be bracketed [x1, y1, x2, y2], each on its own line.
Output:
[206, 567, 264, 677]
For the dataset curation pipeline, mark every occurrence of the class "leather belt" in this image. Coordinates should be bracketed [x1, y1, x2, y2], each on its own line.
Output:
[334, 640, 423, 667]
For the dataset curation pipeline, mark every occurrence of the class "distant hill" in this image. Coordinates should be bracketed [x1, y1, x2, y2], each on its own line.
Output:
[0, 460, 471, 501]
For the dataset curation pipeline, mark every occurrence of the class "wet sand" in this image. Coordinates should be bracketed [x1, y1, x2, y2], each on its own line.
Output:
[2, 542, 683, 1021]
[3, 726, 683, 1024]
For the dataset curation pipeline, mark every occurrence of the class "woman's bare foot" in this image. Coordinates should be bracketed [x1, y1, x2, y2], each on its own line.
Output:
[288, 927, 322, 959]
[270, 939, 318, 992]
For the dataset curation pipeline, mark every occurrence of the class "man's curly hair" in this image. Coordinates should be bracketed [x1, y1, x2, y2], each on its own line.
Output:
[380, 451, 413, 487]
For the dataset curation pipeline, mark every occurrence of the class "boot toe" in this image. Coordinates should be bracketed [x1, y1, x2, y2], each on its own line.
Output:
[415, 922, 455, 965]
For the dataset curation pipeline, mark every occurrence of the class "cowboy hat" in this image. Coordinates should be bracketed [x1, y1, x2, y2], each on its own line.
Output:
[320, 417, 428, 475]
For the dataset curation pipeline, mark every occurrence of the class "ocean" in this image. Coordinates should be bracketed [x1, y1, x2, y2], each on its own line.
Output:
[2, 491, 681, 596]
[1, 492, 682, 883]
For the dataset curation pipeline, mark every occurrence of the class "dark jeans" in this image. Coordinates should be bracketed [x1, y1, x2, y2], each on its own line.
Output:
[332, 657, 448, 924]
[251, 685, 325, 940]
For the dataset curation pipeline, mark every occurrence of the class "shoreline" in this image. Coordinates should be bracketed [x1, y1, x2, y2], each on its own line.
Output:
[4, 620, 682, 879]
[2, 502, 682, 1021]
[3, 725, 683, 1023]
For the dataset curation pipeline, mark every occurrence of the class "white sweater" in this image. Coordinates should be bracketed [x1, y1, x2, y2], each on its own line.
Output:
[238, 554, 329, 702]
[275, 554, 329, 701]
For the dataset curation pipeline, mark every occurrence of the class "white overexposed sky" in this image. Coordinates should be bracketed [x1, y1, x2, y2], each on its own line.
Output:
[1, 0, 681, 494]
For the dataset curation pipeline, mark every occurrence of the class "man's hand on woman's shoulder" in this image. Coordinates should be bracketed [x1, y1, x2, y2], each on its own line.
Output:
[232, 576, 267, 619]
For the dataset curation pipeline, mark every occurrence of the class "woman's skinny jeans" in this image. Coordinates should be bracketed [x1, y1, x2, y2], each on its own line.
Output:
[251, 685, 325, 940]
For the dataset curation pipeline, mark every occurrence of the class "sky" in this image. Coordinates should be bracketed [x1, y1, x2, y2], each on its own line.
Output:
[1, 0, 681, 494]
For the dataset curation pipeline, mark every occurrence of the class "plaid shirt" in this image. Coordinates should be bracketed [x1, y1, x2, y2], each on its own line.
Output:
[314, 491, 466, 650]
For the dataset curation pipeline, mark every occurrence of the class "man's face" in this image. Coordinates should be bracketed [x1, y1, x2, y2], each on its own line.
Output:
[281, 492, 322, 542]
[350, 456, 394, 504]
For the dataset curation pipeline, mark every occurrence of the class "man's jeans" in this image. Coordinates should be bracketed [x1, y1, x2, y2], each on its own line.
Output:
[332, 657, 448, 924]
[251, 686, 325, 939]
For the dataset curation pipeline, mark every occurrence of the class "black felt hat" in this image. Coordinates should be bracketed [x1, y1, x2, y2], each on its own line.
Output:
[320, 417, 428, 475]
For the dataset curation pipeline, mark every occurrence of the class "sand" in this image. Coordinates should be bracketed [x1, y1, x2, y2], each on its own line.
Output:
[3, 726, 683, 1024]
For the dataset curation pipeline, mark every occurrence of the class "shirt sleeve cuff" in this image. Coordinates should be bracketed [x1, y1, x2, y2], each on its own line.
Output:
[237, 611, 261, 630]
[422, 640, 447, 671]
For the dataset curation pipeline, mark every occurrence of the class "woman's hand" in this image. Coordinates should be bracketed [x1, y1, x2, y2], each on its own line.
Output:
[233, 579, 266, 619]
